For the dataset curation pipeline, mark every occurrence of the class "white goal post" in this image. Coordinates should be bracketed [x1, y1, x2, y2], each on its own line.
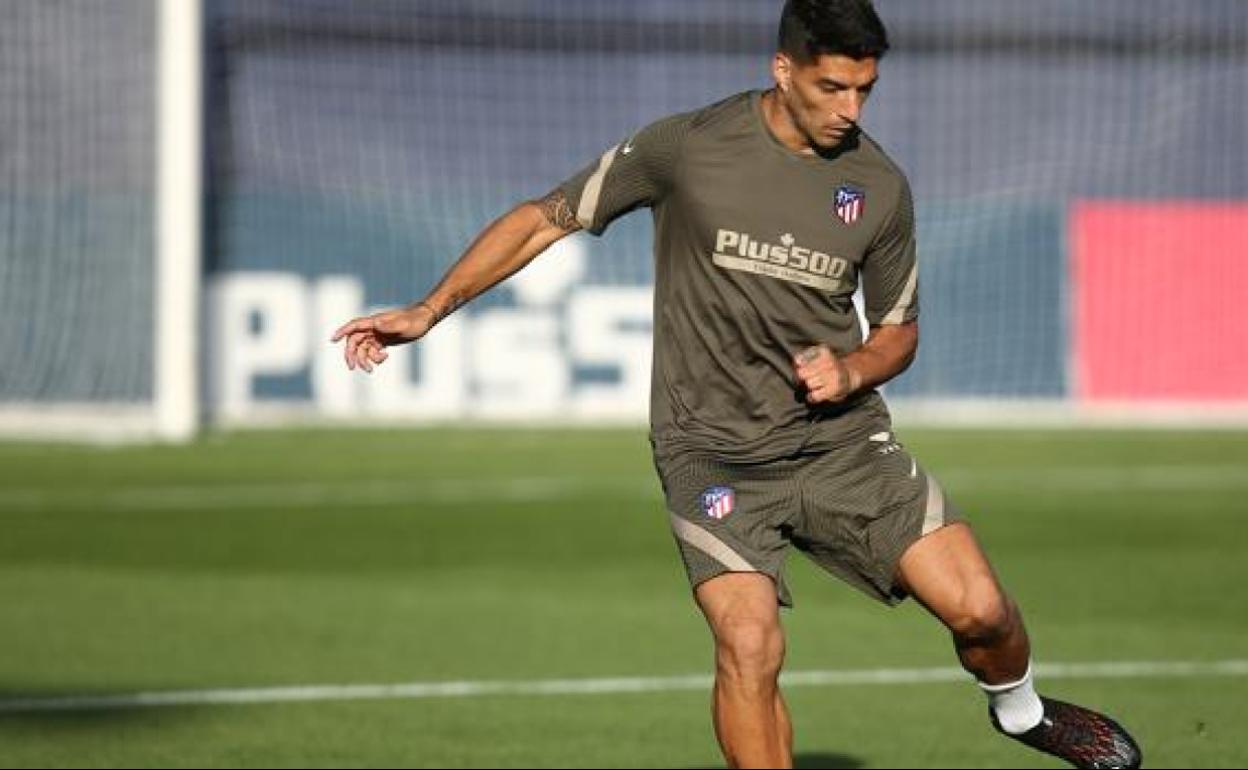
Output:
[154, 0, 203, 443]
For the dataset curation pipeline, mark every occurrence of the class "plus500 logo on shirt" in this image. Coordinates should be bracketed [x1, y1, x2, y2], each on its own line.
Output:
[712, 229, 851, 292]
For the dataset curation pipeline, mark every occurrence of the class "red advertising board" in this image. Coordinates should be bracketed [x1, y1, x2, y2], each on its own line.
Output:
[1072, 203, 1248, 401]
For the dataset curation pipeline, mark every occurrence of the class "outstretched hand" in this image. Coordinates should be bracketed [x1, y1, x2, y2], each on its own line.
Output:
[793, 344, 861, 404]
[329, 305, 437, 373]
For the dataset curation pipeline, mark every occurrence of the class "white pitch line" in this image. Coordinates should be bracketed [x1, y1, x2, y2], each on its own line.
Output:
[1, 659, 1245, 715]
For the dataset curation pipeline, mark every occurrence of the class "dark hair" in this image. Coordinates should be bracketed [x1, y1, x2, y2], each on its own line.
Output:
[778, 0, 891, 62]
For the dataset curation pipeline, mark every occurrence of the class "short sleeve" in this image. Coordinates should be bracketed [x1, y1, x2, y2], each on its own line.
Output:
[558, 111, 693, 236]
[861, 177, 919, 325]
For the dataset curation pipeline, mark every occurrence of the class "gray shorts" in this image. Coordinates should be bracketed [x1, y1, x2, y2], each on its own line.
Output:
[654, 429, 961, 607]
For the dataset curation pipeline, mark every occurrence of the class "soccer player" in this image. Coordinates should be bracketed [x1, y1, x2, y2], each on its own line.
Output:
[330, 1, 1142, 767]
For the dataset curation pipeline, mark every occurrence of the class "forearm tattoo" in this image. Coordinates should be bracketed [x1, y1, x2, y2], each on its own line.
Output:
[416, 297, 461, 325]
[534, 188, 581, 233]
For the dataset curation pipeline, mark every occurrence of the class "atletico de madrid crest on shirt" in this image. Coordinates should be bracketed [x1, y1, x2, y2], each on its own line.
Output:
[701, 486, 735, 520]
[834, 185, 866, 225]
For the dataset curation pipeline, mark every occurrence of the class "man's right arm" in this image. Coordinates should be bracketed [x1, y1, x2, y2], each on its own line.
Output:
[332, 108, 693, 371]
[330, 188, 581, 372]
[419, 187, 582, 324]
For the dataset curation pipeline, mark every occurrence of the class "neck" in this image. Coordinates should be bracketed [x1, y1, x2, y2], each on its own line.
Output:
[760, 88, 815, 155]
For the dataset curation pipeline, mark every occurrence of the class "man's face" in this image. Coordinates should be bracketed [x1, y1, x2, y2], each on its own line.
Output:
[773, 53, 879, 151]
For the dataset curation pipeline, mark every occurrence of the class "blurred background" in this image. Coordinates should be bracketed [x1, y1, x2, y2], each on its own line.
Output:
[1, 2, 1246, 768]
[2, 0, 1246, 439]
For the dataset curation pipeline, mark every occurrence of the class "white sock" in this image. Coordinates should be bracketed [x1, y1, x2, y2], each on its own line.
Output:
[979, 663, 1044, 734]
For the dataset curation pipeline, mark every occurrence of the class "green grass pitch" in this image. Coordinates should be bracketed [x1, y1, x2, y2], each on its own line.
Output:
[1, 427, 1245, 767]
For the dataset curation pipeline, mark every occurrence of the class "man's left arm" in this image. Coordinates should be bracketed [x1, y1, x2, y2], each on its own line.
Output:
[795, 176, 919, 404]
[794, 321, 917, 404]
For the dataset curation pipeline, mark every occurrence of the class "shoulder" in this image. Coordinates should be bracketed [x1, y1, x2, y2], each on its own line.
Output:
[687, 91, 756, 132]
[625, 92, 754, 168]
[636, 91, 753, 143]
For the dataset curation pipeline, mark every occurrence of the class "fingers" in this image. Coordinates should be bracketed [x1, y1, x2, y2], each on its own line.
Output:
[360, 339, 388, 373]
[334, 316, 380, 371]
[342, 333, 354, 370]
[354, 335, 391, 373]
[795, 345, 823, 366]
[805, 381, 842, 405]
[333, 308, 427, 373]
[793, 344, 830, 381]
[333, 314, 397, 373]
[343, 330, 370, 371]
[793, 344, 852, 404]
[330, 316, 375, 343]
[793, 345, 834, 380]
[803, 375, 831, 404]
[343, 330, 389, 372]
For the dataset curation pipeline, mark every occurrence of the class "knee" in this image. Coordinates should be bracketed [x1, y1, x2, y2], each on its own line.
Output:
[713, 615, 785, 686]
[947, 586, 1016, 644]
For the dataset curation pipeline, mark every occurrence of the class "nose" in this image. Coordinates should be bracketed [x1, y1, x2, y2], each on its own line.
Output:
[836, 91, 863, 125]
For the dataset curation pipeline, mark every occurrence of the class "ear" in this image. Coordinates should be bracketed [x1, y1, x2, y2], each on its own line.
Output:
[772, 53, 793, 94]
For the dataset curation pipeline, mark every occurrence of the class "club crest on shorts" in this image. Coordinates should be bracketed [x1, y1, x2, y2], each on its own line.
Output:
[834, 185, 866, 225]
[701, 485, 735, 520]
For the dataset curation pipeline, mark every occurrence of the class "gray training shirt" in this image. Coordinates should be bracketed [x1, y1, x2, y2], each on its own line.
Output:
[559, 90, 919, 462]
